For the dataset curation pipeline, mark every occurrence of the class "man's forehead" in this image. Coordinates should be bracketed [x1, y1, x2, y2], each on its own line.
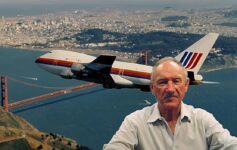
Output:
[156, 61, 183, 72]
[155, 73, 183, 80]
[158, 60, 180, 68]
[155, 61, 186, 78]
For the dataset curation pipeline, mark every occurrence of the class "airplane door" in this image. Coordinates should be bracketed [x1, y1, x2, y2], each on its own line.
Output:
[118, 69, 124, 76]
[52, 59, 58, 65]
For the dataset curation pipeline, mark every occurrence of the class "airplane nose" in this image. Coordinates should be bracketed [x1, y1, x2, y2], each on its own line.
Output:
[35, 57, 46, 64]
[35, 57, 41, 64]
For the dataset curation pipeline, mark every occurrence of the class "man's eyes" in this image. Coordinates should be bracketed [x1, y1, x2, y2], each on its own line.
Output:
[156, 78, 182, 86]
[173, 79, 182, 84]
[156, 80, 167, 86]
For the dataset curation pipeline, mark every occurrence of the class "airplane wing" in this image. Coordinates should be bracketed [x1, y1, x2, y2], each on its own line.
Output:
[83, 55, 117, 88]
[86, 55, 116, 74]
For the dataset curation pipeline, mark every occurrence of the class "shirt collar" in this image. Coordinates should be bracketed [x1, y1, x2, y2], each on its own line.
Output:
[147, 102, 191, 124]
[180, 102, 191, 122]
[147, 103, 162, 123]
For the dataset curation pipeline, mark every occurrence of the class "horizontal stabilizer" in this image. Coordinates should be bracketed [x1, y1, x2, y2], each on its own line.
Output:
[202, 81, 220, 84]
[110, 74, 134, 86]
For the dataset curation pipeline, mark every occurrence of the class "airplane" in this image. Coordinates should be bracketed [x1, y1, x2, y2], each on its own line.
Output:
[35, 33, 219, 92]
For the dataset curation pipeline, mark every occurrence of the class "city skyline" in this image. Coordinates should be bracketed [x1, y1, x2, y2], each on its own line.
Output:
[0, 0, 236, 9]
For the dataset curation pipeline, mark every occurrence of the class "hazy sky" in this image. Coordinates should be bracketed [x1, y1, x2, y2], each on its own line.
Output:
[0, 0, 236, 8]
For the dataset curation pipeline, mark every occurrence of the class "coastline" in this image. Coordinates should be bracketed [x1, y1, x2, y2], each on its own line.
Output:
[0, 45, 141, 62]
[201, 66, 237, 73]
[1, 45, 236, 72]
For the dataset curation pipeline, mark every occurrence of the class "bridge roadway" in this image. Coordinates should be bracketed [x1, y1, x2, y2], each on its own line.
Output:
[8, 83, 98, 109]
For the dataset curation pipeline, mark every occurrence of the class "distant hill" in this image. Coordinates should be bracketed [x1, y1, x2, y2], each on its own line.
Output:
[74, 29, 237, 55]
[201, 54, 237, 72]
[0, 108, 91, 150]
[224, 9, 237, 18]
[160, 16, 188, 22]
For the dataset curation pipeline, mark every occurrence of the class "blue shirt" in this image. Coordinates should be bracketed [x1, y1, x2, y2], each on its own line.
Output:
[104, 102, 237, 150]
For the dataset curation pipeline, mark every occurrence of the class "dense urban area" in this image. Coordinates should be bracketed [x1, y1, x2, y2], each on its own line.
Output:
[0, 7, 237, 69]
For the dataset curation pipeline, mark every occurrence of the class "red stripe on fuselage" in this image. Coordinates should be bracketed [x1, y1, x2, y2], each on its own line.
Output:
[36, 57, 74, 67]
[36, 58, 151, 80]
[111, 68, 151, 79]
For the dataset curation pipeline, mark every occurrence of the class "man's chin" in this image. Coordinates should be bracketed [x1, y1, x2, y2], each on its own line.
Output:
[163, 99, 180, 109]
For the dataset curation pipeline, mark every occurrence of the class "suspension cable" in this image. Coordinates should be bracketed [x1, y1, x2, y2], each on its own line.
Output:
[7, 76, 74, 90]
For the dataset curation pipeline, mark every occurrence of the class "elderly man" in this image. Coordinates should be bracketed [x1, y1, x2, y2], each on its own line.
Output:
[103, 57, 237, 150]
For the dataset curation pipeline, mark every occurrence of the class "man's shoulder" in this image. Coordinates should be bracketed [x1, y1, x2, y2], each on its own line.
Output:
[184, 103, 211, 114]
[125, 103, 156, 122]
[133, 103, 156, 115]
[183, 103, 214, 121]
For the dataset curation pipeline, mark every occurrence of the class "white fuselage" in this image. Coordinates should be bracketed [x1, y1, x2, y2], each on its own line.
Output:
[36, 50, 152, 88]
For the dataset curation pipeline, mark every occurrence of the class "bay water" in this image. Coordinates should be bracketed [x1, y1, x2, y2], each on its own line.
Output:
[0, 47, 236, 150]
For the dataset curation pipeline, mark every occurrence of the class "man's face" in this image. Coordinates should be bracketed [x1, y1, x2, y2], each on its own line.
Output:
[150, 61, 189, 110]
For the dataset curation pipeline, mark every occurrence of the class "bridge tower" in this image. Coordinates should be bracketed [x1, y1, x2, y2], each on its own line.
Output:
[1, 76, 8, 111]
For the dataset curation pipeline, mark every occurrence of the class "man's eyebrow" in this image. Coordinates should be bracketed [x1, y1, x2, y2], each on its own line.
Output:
[157, 79, 167, 82]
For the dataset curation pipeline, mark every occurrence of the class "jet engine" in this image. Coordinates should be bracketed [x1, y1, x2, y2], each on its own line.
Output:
[71, 63, 86, 76]
[60, 69, 73, 79]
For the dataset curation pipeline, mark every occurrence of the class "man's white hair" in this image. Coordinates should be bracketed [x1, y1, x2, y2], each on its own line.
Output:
[150, 57, 188, 83]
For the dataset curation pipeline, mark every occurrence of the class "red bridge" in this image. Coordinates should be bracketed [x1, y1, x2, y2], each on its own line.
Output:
[1, 76, 98, 111]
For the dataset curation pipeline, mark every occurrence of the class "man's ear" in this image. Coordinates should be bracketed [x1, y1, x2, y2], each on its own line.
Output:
[186, 78, 190, 86]
[185, 78, 190, 90]
[150, 84, 154, 95]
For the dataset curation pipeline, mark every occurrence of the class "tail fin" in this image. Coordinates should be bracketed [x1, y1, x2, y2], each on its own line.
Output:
[175, 33, 219, 74]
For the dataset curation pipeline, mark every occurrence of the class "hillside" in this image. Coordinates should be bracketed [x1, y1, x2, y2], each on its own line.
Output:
[74, 29, 237, 70]
[201, 55, 237, 72]
[0, 108, 91, 150]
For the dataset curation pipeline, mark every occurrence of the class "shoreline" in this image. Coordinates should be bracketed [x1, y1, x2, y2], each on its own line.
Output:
[0, 45, 141, 62]
[1, 45, 236, 72]
[201, 66, 237, 73]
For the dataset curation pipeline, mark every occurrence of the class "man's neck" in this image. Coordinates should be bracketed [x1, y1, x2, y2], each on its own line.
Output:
[159, 104, 181, 120]
[158, 104, 181, 134]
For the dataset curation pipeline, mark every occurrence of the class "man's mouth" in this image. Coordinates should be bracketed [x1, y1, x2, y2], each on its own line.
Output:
[163, 93, 179, 100]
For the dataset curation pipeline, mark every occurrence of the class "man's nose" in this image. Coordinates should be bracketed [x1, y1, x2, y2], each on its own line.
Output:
[165, 81, 175, 92]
